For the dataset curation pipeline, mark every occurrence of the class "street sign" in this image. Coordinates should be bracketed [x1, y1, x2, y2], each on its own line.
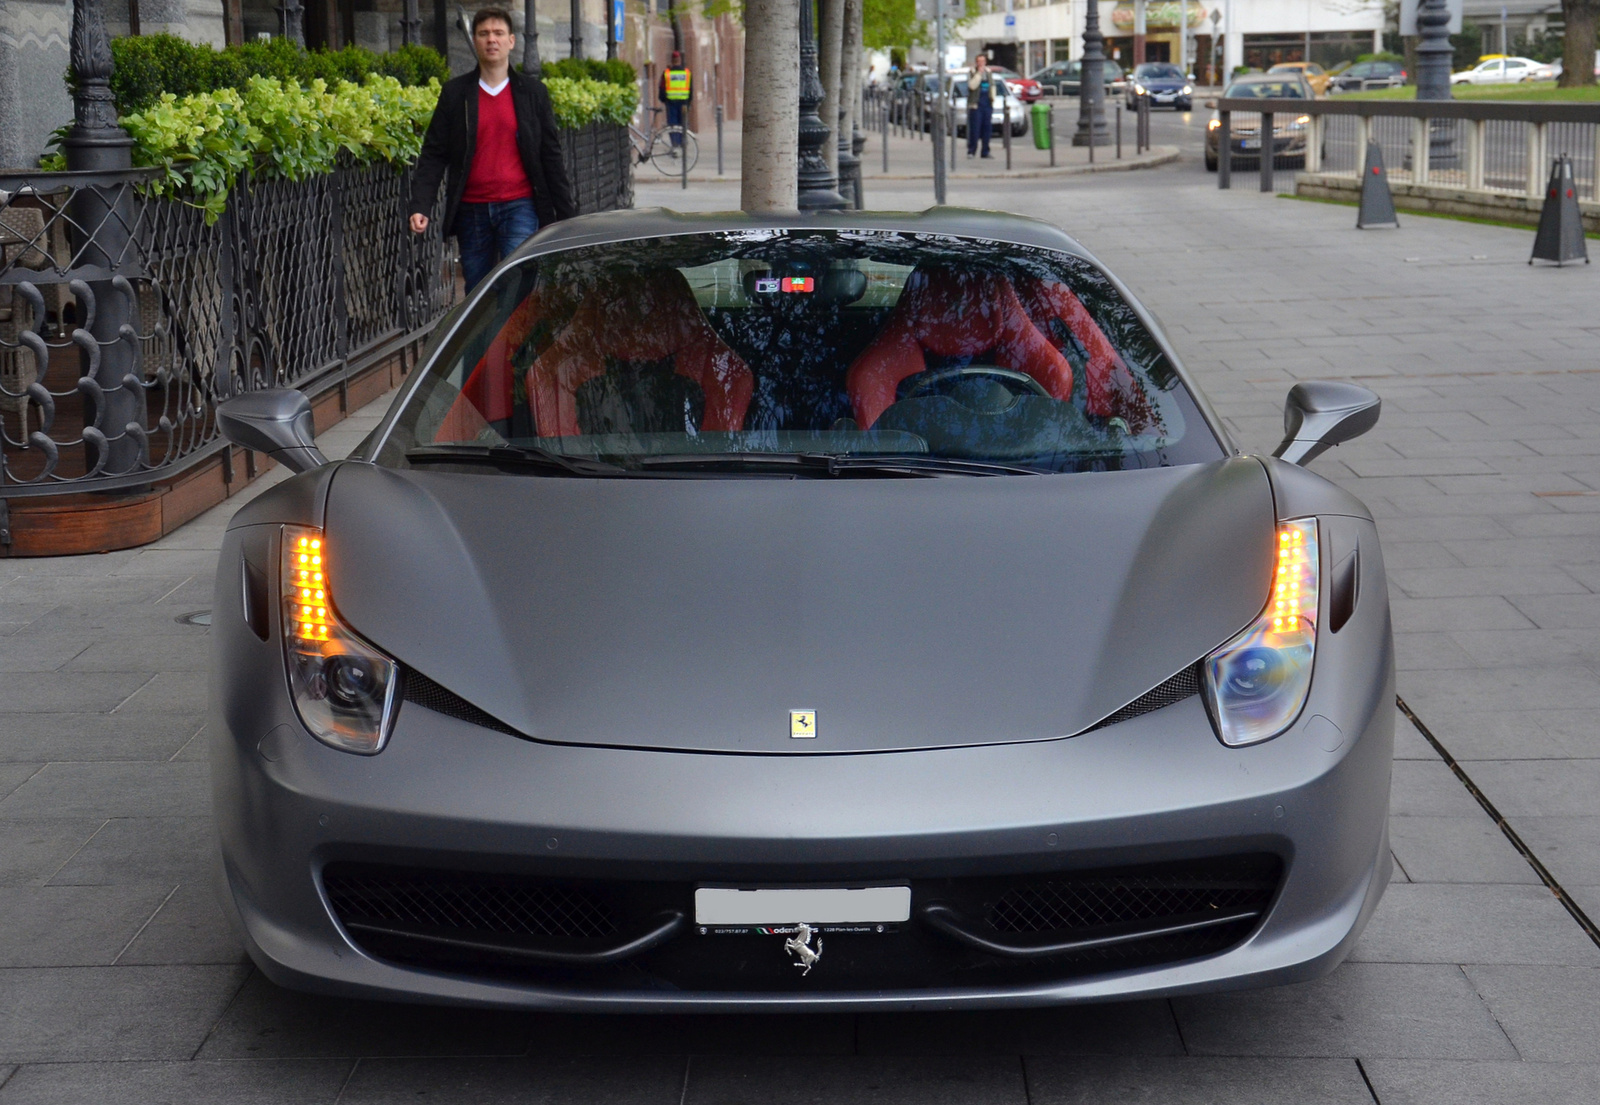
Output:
[613, 0, 624, 42]
[1004, 14, 1016, 27]
[1399, 0, 1464, 37]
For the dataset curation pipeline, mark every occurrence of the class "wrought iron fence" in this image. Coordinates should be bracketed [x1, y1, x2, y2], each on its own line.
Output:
[0, 123, 632, 499]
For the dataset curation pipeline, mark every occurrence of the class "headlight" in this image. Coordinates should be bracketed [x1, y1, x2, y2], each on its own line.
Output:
[282, 525, 400, 754]
[1207, 118, 1221, 131]
[1133, 84, 1146, 94]
[1182, 84, 1193, 94]
[1202, 519, 1319, 747]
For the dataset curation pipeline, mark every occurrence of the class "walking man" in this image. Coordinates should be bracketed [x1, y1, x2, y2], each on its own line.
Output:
[409, 7, 576, 291]
[966, 54, 994, 159]
[658, 50, 692, 147]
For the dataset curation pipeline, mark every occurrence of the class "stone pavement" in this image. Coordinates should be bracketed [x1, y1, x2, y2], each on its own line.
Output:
[2, 145, 1600, 1103]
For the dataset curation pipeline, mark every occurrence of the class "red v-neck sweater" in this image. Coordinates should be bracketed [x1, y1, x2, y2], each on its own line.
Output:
[462, 84, 534, 203]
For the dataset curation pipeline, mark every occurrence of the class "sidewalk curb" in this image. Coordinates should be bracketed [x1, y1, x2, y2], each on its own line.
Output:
[635, 146, 1182, 186]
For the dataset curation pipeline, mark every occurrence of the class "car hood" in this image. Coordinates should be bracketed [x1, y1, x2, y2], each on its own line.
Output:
[325, 457, 1275, 754]
[1139, 78, 1188, 89]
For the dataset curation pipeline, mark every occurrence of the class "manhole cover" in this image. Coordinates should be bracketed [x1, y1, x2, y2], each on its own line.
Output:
[176, 610, 212, 627]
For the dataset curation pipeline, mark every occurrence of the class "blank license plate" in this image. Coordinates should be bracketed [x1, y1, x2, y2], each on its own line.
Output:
[695, 886, 911, 926]
[1241, 139, 1260, 149]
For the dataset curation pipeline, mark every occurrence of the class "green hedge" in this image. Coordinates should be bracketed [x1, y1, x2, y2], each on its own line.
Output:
[539, 57, 637, 87]
[99, 34, 450, 114]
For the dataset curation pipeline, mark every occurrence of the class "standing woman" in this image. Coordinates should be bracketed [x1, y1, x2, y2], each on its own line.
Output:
[408, 8, 578, 291]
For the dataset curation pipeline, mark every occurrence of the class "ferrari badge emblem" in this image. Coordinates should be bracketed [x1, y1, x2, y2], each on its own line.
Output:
[789, 709, 816, 739]
[785, 922, 823, 974]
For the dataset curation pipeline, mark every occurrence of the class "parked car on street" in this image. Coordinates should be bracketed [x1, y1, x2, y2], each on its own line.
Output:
[1327, 60, 1406, 92]
[990, 65, 1043, 103]
[210, 205, 1393, 1012]
[1452, 56, 1553, 84]
[1207, 74, 1314, 171]
[1268, 61, 1331, 96]
[1126, 62, 1194, 110]
[1032, 58, 1127, 97]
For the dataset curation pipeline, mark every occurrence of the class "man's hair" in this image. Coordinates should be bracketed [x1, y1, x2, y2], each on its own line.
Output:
[472, 7, 514, 33]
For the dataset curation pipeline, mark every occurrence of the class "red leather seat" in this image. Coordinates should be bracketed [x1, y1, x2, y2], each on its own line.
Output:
[434, 274, 753, 441]
[1014, 275, 1154, 433]
[845, 267, 1073, 428]
[527, 272, 753, 437]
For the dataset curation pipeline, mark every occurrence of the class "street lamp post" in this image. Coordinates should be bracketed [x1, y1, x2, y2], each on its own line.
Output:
[278, 0, 305, 46]
[524, 0, 542, 72]
[570, 0, 583, 58]
[1073, 0, 1110, 146]
[798, 0, 847, 209]
[1414, 0, 1454, 101]
[401, 0, 421, 46]
[63, 0, 141, 477]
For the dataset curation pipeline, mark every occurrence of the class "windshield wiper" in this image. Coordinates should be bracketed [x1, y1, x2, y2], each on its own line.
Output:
[632, 453, 1046, 477]
[405, 443, 627, 476]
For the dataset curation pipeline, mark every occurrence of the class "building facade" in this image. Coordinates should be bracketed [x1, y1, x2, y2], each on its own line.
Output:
[962, 0, 1384, 85]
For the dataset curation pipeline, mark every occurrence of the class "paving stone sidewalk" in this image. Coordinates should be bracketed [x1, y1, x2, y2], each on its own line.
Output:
[2, 157, 1599, 1103]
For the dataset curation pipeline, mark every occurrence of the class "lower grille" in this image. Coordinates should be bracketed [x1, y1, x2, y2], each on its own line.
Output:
[986, 855, 1277, 934]
[325, 866, 617, 940]
[322, 854, 1281, 992]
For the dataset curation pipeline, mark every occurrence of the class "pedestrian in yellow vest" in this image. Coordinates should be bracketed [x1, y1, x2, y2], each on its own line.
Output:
[657, 50, 692, 148]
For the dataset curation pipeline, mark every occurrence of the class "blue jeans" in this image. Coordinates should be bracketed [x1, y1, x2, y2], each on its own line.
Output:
[456, 198, 540, 291]
[665, 101, 686, 146]
[967, 101, 993, 156]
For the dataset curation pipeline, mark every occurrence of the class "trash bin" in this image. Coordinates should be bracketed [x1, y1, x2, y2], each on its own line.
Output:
[1031, 102, 1052, 150]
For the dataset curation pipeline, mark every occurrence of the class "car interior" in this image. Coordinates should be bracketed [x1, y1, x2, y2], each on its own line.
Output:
[400, 233, 1215, 473]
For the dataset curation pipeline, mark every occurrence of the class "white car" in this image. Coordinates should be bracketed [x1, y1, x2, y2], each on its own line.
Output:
[1451, 56, 1553, 85]
[946, 69, 1030, 138]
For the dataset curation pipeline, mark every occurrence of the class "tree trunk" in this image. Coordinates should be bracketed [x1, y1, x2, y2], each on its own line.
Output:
[741, 0, 800, 213]
[1561, 0, 1600, 87]
[818, 0, 845, 177]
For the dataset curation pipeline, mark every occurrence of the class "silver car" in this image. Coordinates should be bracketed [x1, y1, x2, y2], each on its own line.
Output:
[210, 207, 1393, 1012]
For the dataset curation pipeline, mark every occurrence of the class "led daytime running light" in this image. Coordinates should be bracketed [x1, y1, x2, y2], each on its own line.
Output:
[1202, 519, 1320, 747]
[280, 525, 400, 755]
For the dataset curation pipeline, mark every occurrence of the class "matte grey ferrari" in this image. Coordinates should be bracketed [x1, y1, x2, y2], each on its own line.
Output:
[210, 207, 1393, 1011]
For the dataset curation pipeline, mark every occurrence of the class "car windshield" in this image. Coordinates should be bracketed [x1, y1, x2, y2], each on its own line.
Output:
[1226, 79, 1307, 98]
[1138, 64, 1184, 79]
[375, 230, 1221, 477]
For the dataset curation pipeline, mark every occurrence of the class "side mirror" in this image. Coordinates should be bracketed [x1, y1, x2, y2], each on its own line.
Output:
[1273, 381, 1380, 466]
[216, 388, 328, 474]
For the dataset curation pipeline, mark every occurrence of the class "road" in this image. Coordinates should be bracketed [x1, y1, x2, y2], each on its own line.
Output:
[2, 128, 1599, 1103]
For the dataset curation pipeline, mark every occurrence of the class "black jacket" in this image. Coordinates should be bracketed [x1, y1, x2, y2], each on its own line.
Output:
[409, 69, 578, 236]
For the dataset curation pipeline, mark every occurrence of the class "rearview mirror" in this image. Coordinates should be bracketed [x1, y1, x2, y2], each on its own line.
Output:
[216, 388, 328, 474]
[1272, 381, 1380, 466]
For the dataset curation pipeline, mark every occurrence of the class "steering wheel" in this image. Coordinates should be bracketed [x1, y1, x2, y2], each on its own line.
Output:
[902, 365, 1052, 401]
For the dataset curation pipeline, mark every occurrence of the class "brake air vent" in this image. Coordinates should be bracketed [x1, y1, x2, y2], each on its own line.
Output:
[1083, 663, 1202, 733]
[402, 670, 523, 737]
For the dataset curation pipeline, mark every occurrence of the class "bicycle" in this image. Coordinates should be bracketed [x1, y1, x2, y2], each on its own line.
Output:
[628, 106, 700, 175]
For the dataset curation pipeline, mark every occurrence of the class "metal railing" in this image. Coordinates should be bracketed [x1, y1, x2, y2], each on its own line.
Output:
[1217, 96, 1600, 198]
[0, 124, 633, 500]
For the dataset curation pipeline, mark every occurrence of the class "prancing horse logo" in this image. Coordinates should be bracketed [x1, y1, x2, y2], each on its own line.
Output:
[784, 922, 823, 974]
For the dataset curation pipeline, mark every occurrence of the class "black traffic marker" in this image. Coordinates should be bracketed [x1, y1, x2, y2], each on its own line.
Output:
[1357, 141, 1399, 229]
[1530, 156, 1589, 266]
